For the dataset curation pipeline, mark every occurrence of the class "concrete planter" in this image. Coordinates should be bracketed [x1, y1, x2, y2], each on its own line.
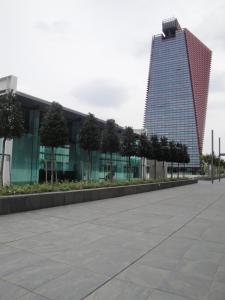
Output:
[0, 179, 198, 215]
[199, 175, 225, 181]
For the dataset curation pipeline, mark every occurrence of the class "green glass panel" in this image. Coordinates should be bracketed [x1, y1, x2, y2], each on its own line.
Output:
[10, 110, 141, 183]
[11, 110, 40, 184]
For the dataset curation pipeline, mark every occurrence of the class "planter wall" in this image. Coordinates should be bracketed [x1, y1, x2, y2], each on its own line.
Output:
[0, 179, 198, 215]
[199, 175, 225, 181]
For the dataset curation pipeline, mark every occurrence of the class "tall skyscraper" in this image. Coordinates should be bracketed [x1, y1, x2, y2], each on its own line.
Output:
[144, 18, 211, 170]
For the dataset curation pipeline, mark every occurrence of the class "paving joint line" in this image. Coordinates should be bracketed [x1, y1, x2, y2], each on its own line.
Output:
[81, 188, 225, 299]
[0, 276, 53, 300]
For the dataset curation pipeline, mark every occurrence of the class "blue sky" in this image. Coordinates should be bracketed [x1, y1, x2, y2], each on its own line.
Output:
[1, 0, 225, 154]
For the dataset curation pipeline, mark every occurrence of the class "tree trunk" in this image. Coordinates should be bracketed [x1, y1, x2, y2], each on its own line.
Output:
[55, 153, 58, 183]
[90, 151, 93, 180]
[45, 160, 48, 183]
[163, 160, 165, 178]
[178, 162, 180, 178]
[171, 161, 173, 178]
[110, 152, 113, 181]
[51, 147, 54, 184]
[0, 137, 6, 187]
[142, 157, 145, 180]
[87, 150, 91, 181]
[154, 159, 156, 179]
[183, 163, 185, 177]
[128, 156, 131, 181]
[104, 153, 106, 179]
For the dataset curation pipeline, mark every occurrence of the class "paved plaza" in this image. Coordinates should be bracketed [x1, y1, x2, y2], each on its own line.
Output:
[0, 180, 225, 300]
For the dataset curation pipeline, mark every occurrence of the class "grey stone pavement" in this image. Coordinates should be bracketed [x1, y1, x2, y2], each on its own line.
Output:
[1, 181, 225, 300]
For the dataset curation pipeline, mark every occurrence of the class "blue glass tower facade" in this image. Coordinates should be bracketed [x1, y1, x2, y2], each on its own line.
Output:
[144, 18, 211, 169]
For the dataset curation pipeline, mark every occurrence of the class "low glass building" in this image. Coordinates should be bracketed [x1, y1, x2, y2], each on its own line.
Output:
[0, 76, 140, 184]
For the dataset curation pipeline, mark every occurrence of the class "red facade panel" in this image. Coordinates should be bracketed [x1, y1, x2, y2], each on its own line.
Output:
[185, 29, 212, 153]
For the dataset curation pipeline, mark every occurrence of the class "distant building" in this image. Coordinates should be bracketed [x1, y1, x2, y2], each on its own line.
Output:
[144, 18, 212, 172]
[133, 129, 147, 136]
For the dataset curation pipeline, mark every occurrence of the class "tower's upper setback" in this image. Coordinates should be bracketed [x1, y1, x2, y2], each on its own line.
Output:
[162, 18, 181, 37]
[144, 18, 211, 168]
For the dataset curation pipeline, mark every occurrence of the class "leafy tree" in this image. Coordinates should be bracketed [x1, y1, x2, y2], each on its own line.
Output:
[200, 154, 205, 174]
[0, 91, 24, 186]
[200, 154, 211, 175]
[160, 136, 169, 178]
[120, 127, 136, 180]
[101, 119, 120, 181]
[151, 135, 160, 179]
[146, 138, 153, 160]
[40, 102, 69, 184]
[200, 153, 216, 176]
[175, 143, 183, 178]
[220, 159, 225, 174]
[79, 113, 101, 180]
[169, 141, 177, 178]
[136, 133, 151, 179]
[183, 144, 190, 176]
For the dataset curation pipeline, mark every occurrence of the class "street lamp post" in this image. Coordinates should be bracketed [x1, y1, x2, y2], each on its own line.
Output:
[219, 137, 221, 182]
[211, 130, 214, 184]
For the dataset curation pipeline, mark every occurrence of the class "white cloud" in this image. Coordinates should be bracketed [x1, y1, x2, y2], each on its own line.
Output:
[75, 79, 128, 108]
[35, 20, 72, 34]
[0, 0, 225, 154]
[210, 72, 225, 94]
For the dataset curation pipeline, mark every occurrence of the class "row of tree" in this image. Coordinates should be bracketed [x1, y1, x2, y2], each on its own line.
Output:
[0, 93, 190, 186]
[60, 112, 190, 182]
[136, 134, 190, 179]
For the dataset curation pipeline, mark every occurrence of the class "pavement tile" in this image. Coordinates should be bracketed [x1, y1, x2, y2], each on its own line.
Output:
[183, 241, 225, 262]
[34, 267, 109, 300]
[0, 213, 77, 234]
[142, 237, 194, 261]
[0, 245, 45, 277]
[79, 229, 165, 252]
[200, 209, 225, 222]
[84, 278, 152, 300]
[207, 281, 225, 300]
[174, 218, 211, 239]
[138, 252, 181, 271]
[201, 226, 225, 244]
[9, 223, 121, 256]
[17, 292, 49, 300]
[215, 265, 225, 283]
[3, 258, 71, 290]
[117, 263, 170, 289]
[35, 204, 113, 223]
[0, 228, 38, 244]
[158, 271, 212, 300]
[76, 244, 143, 277]
[177, 258, 219, 280]
[149, 289, 191, 300]
[0, 278, 28, 300]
